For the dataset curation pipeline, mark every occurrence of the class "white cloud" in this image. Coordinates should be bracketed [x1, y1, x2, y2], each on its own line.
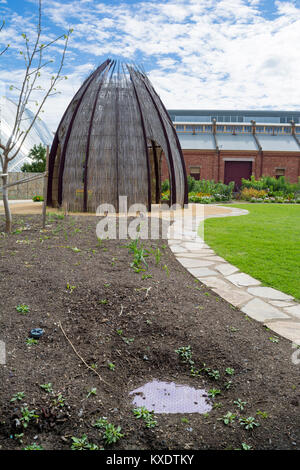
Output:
[1, 0, 300, 135]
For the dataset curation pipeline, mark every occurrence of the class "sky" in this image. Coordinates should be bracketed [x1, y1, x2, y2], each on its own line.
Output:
[0, 0, 300, 132]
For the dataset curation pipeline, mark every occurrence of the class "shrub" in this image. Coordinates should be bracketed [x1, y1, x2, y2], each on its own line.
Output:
[32, 195, 44, 202]
[241, 175, 300, 196]
[240, 188, 267, 201]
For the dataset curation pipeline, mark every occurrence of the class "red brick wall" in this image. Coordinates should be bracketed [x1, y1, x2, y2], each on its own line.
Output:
[161, 149, 300, 184]
[261, 153, 300, 183]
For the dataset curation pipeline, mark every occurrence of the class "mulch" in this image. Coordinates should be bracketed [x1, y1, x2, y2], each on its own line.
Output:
[0, 213, 299, 451]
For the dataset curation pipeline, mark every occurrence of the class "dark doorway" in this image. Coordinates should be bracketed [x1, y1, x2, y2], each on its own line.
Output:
[224, 161, 252, 190]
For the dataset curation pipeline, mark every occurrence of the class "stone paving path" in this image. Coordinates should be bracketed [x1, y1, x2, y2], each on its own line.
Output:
[167, 205, 300, 346]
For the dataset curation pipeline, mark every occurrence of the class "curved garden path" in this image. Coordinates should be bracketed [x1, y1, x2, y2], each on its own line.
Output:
[167, 204, 300, 346]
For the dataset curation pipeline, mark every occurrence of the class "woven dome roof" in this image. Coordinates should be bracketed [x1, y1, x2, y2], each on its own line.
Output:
[47, 59, 187, 212]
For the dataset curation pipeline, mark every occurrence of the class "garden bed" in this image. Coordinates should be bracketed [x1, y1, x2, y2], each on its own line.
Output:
[0, 214, 299, 450]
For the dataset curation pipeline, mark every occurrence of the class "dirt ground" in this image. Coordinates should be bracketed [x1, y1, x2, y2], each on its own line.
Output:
[0, 213, 299, 451]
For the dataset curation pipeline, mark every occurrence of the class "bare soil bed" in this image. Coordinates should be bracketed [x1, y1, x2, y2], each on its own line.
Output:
[0, 213, 299, 451]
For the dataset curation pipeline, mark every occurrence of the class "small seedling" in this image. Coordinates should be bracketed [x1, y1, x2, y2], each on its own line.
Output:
[142, 274, 153, 280]
[103, 423, 124, 445]
[10, 392, 25, 402]
[40, 383, 53, 393]
[116, 329, 123, 336]
[218, 412, 236, 425]
[16, 304, 29, 314]
[23, 443, 44, 450]
[103, 283, 111, 287]
[239, 416, 260, 430]
[241, 443, 252, 450]
[52, 393, 65, 408]
[208, 369, 220, 381]
[256, 410, 269, 419]
[14, 433, 24, 444]
[93, 417, 108, 429]
[153, 247, 161, 264]
[213, 402, 223, 409]
[66, 283, 76, 293]
[122, 336, 134, 345]
[175, 346, 194, 365]
[86, 388, 97, 398]
[108, 362, 115, 371]
[162, 264, 170, 276]
[229, 326, 238, 332]
[133, 407, 157, 428]
[269, 336, 279, 343]
[26, 338, 38, 346]
[98, 299, 108, 305]
[224, 380, 233, 390]
[208, 389, 221, 398]
[225, 367, 235, 376]
[20, 407, 39, 429]
[181, 417, 189, 424]
[71, 247, 81, 253]
[71, 435, 99, 450]
[234, 399, 247, 411]
[93, 418, 123, 445]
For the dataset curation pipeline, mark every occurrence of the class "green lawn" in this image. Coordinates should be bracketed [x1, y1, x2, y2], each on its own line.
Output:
[203, 204, 300, 301]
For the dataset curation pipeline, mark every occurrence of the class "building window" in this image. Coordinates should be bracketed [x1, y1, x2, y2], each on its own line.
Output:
[275, 168, 285, 179]
[190, 166, 201, 180]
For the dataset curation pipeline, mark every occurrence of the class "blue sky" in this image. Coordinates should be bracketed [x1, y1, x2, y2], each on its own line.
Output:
[1, 0, 300, 131]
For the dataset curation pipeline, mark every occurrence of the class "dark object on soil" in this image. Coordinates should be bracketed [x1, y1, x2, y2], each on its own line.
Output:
[47, 59, 188, 212]
[29, 328, 44, 339]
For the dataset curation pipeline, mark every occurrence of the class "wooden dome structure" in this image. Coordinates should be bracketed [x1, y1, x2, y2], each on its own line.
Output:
[47, 59, 188, 212]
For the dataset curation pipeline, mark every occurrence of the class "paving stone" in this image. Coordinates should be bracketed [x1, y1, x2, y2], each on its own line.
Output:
[215, 263, 239, 276]
[199, 277, 231, 290]
[263, 321, 300, 345]
[167, 239, 182, 245]
[175, 252, 213, 259]
[181, 242, 212, 252]
[202, 256, 226, 262]
[241, 298, 290, 322]
[187, 267, 218, 277]
[226, 273, 261, 287]
[176, 258, 216, 268]
[247, 287, 294, 301]
[169, 245, 187, 253]
[283, 305, 300, 319]
[212, 288, 253, 307]
[269, 301, 296, 308]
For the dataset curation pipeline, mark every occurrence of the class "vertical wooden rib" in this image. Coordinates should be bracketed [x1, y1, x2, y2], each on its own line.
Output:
[47, 67, 105, 206]
[150, 87, 188, 204]
[57, 59, 111, 206]
[139, 77, 176, 205]
[151, 140, 160, 203]
[128, 67, 152, 211]
[83, 61, 113, 212]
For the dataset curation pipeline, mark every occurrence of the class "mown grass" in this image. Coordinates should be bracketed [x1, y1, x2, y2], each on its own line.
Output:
[203, 204, 300, 301]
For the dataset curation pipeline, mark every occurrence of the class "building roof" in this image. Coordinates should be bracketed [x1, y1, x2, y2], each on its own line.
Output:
[177, 133, 215, 150]
[257, 134, 300, 152]
[216, 133, 258, 151]
[168, 109, 300, 124]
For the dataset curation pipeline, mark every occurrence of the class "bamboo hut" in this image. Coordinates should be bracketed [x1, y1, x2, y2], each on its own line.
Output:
[47, 59, 188, 212]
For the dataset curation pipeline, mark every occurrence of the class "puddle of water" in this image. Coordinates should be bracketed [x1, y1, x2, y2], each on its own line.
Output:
[129, 380, 212, 414]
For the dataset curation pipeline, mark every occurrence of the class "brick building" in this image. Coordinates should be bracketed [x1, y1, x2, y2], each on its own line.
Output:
[162, 110, 300, 189]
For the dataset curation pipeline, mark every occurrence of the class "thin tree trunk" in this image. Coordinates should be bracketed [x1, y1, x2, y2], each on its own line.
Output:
[1, 160, 12, 233]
